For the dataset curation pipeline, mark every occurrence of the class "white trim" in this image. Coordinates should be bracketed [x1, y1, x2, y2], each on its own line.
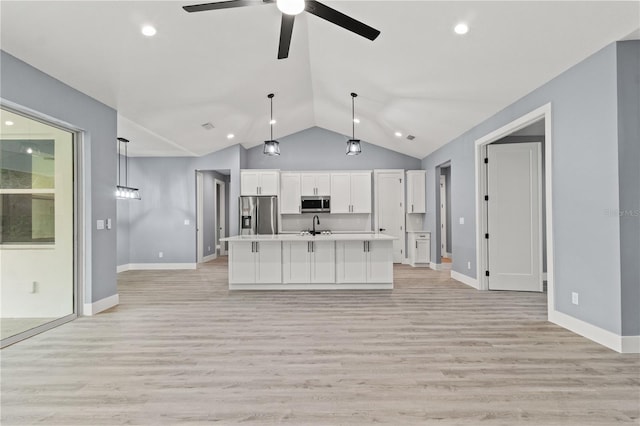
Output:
[402, 258, 411, 265]
[230, 283, 393, 291]
[430, 262, 443, 271]
[196, 171, 204, 263]
[621, 336, 640, 353]
[117, 264, 130, 273]
[83, 294, 119, 316]
[542, 272, 548, 281]
[202, 254, 217, 263]
[451, 270, 480, 289]
[127, 263, 197, 270]
[549, 310, 639, 353]
[474, 103, 553, 301]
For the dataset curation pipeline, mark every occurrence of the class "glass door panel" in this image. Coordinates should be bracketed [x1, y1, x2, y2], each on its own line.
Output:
[0, 108, 75, 346]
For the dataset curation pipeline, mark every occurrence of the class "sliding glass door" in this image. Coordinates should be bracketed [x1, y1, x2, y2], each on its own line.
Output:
[0, 107, 76, 347]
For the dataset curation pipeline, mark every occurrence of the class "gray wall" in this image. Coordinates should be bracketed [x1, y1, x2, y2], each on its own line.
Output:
[125, 145, 242, 264]
[246, 126, 422, 170]
[117, 199, 130, 266]
[617, 41, 640, 337]
[1, 50, 117, 304]
[422, 42, 624, 334]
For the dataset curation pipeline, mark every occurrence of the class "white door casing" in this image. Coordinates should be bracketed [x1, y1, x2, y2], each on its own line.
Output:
[374, 170, 405, 263]
[440, 174, 447, 257]
[196, 172, 204, 263]
[486, 142, 543, 292]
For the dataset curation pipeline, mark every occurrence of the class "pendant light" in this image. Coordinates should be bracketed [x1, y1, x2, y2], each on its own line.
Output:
[116, 137, 141, 200]
[346, 92, 361, 155]
[263, 93, 280, 156]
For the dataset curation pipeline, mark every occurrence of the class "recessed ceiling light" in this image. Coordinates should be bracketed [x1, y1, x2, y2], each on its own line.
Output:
[395, 132, 403, 138]
[227, 133, 235, 139]
[353, 118, 360, 124]
[141, 25, 157, 37]
[4, 120, 14, 126]
[26, 148, 33, 154]
[454, 23, 469, 35]
[270, 119, 277, 125]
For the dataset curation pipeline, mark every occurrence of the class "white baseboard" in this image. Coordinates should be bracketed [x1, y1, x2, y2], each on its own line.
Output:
[126, 263, 197, 271]
[549, 309, 639, 353]
[621, 336, 640, 353]
[430, 263, 443, 271]
[450, 270, 480, 289]
[117, 264, 130, 273]
[83, 294, 119, 316]
[202, 254, 217, 263]
[402, 258, 411, 265]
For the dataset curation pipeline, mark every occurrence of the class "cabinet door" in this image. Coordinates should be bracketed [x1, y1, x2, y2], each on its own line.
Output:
[241, 172, 260, 196]
[330, 173, 351, 213]
[300, 174, 317, 196]
[350, 172, 372, 213]
[255, 241, 282, 283]
[311, 241, 335, 283]
[283, 241, 310, 283]
[407, 171, 426, 213]
[336, 241, 367, 283]
[230, 242, 256, 283]
[416, 239, 430, 264]
[315, 173, 331, 196]
[259, 171, 279, 196]
[367, 240, 393, 283]
[280, 173, 301, 214]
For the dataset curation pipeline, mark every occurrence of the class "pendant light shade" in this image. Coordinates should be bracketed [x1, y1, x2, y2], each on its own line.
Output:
[346, 92, 361, 155]
[116, 137, 141, 200]
[263, 93, 280, 156]
[276, 0, 305, 15]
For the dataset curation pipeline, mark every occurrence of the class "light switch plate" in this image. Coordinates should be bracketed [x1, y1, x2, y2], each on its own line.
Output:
[184, 219, 190, 225]
[96, 220, 105, 230]
[106, 218, 112, 230]
[459, 217, 465, 225]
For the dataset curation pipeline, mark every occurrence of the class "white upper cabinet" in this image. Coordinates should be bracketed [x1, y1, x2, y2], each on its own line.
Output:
[280, 173, 301, 214]
[241, 170, 280, 196]
[406, 170, 426, 213]
[301, 173, 331, 196]
[330, 171, 372, 214]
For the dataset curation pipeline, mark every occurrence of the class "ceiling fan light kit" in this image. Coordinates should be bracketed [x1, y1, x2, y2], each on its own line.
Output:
[183, 0, 380, 60]
[346, 92, 362, 156]
[263, 93, 281, 156]
[277, 0, 304, 15]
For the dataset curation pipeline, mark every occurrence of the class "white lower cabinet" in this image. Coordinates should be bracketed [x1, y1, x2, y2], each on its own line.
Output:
[230, 241, 282, 284]
[283, 241, 335, 283]
[407, 232, 431, 267]
[336, 240, 393, 283]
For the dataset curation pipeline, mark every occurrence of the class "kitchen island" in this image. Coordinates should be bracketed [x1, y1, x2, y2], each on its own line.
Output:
[220, 234, 397, 290]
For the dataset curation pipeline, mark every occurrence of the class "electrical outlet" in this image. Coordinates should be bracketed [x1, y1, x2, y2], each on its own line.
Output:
[467, 261, 471, 270]
[459, 217, 465, 225]
[208, 246, 211, 252]
[571, 292, 579, 305]
[159, 252, 163, 258]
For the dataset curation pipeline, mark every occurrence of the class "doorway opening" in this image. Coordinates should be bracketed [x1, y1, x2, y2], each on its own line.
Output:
[196, 169, 229, 264]
[437, 163, 452, 269]
[475, 104, 554, 310]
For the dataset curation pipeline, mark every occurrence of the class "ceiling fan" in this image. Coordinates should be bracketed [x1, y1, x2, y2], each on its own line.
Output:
[183, 0, 380, 59]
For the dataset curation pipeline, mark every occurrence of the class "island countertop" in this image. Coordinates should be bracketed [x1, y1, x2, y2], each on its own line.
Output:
[221, 233, 397, 242]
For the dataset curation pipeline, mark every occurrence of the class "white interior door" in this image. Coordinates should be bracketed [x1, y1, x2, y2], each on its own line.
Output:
[487, 143, 542, 291]
[196, 172, 204, 263]
[375, 170, 404, 263]
[440, 174, 447, 258]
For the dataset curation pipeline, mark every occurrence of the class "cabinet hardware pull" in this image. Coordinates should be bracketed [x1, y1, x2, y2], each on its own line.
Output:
[256, 242, 259, 252]
[416, 241, 418, 249]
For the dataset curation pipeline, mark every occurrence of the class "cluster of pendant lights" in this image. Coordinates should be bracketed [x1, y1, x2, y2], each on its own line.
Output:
[263, 92, 362, 156]
[116, 137, 141, 200]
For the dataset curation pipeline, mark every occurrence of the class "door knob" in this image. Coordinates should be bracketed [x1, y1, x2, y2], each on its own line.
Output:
[379, 228, 386, 232]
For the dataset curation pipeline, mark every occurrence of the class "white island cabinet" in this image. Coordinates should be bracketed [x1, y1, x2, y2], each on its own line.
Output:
[221, 234, 396, 290]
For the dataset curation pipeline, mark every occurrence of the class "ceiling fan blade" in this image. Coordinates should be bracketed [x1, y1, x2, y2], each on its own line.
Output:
[278, 14, 295, 59]
[183, 0, 271, 13]
[304, 0, 380, 41]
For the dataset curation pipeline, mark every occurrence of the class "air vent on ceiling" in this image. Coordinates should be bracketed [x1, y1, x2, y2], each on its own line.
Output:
[201, 122, 215, 130]
[406, 135, 416, 141]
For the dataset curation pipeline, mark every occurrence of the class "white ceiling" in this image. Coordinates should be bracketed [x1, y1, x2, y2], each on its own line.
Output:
[1, 1, 638, 158]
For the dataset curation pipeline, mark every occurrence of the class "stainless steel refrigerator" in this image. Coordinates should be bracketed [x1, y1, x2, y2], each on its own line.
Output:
[239, 196, 278, 235]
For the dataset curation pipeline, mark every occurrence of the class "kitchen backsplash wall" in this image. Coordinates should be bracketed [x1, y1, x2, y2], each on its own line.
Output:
[281, 213, 372, 233]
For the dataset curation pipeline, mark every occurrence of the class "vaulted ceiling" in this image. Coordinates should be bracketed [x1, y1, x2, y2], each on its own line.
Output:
[1, 1, 638, 158]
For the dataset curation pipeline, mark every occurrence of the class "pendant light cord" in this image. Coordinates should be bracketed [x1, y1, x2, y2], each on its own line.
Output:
[351, 92, 357, 139]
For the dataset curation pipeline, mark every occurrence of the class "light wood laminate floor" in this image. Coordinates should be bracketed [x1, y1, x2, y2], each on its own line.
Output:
[2, 258, 639, 425]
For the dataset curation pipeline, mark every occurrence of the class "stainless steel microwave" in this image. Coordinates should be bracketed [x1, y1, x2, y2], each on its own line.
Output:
[301, 196, 331, 213]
